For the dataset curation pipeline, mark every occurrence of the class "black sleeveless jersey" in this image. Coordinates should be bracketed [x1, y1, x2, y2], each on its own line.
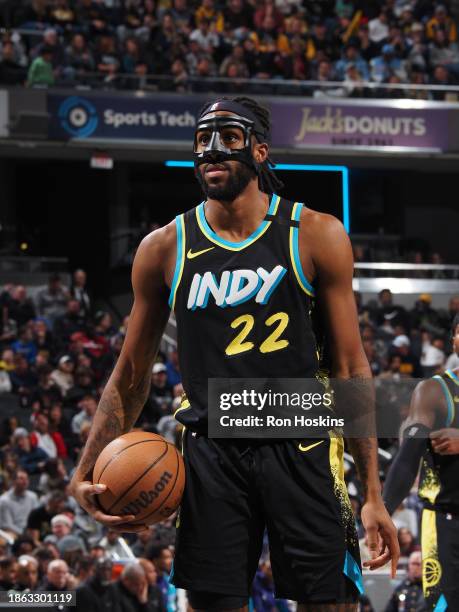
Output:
[168, 194, 320, 433]
[418, 369, 459, 514]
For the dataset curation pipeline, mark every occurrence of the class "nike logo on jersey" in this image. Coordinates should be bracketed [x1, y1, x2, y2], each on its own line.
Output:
[187, 265, 287, 309]
[187, 247, 215, 259]
[298, 440, 324, 453]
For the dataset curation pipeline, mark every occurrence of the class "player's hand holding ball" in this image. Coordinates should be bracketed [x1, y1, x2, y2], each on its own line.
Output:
[70, 432, 185, 533]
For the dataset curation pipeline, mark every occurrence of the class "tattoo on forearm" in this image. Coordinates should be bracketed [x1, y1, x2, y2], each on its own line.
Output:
[331, 375, 378, 497]
[76, 369, 152, 480]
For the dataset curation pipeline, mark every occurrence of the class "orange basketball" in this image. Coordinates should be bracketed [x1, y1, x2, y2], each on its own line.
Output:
[93, 431, 185, 526]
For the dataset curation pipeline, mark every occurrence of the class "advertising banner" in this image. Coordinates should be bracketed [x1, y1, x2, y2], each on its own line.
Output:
[47, 92, 455, 152]
[271, 100, 449, 151]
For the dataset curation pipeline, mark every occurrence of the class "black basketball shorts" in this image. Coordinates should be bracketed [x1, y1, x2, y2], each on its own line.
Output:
[170, 430, 363, 603]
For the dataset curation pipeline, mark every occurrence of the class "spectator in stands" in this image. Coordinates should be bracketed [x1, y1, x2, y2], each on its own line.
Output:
[420, 332, 446, 376]
[76, 556, 114, 612]
[368, 8, 390, 44]
[335, 41, 370, 81]
[190, 17, 220, 53]
[375, 289, 409, 332]
[27, 44, 55, 87]
[44, 514, 86, 556]
[31, 28, 65, 69]
[109, 562, 153, 610]
[0, 557, 18, 590]
[165, 349, 180, 388]
[50, 355, 74, 397]
[16, 0, 52, 31]
[27, 490, 68, 543]
[0, 451, 19, 494]
[98, 528, 135, 561]
[12, 427, 48, 475]
[391, 501, 418, 539]
[70, 269, 91, 318]
[38, 457, 69, 495]
[445, 305, 459, 369]
[16, 555, 39, 592]
[149, 545, 176, 610]
[430, 64, 456, 99]
[224, 0, 254, 33]
[94, 311, 115, 340]
[11, 326, 38, 365]
[407, 22, 428, 73]
[0, 349, 15, 374]
[0, 469, 39, 538]
[9, 356, 37, 405]
[71, 393, 97, 435]
[34, 547, 55, 583]
[132, 527, 157, 558]
[77, 0, 110, 38]
[0, 364, 12, 394]
[169, 58, 189, 92]
[138, 557, 167, 610]
[384, 551, 424, 611]
[252, 558, 286, 611]
[390, 334, 423, 377]
[37, 275, 70, 324]
[66, 366, 96, 405]
[64, 34, 96, 82]
[426, 5, 457, 43]
[378, 354, 404, 380]
[53, 300, 87, 349]
[195, 0, 224, 31]
[397, 526, 418, 558]
[39, 558, 71, 592]
[429, 29, 459, 69]
[94, 35, 120, 81]
[50, 0, 76, 30]
[410, 293, 444, 337]
[30, 366, 62, 411]
[7, 286, 36, 328]
[370, 44, 407, 83]
[357, 23, 380, 62]
[32, 319, 55, 356]
[121, 37, 148, 77]
[30, 412, 67, 460]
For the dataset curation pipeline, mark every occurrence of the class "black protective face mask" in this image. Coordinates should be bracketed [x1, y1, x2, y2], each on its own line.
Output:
[193, 112, 261, 173]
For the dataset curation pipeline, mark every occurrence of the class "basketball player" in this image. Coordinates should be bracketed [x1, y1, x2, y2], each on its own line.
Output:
[383, 314, 459, 610]
[71, 97, 399, 610]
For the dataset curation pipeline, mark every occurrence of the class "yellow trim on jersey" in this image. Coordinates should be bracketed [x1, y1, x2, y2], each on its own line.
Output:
[195, 194, 281, 252]
[289, 202, 315, 297]
[174, 396, 191, 419]
[169, 214, 186, 311]
[421, 509, 442, 599]
[329, 433, 345, 484]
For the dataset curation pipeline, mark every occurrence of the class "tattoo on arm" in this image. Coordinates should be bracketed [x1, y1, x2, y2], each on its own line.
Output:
[332, 375, 379, 499]
[76, 370, 152, 481]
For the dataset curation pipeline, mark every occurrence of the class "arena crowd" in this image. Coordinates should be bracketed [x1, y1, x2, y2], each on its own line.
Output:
[0, 0, 458, 99]
[0, 262, 457, 609]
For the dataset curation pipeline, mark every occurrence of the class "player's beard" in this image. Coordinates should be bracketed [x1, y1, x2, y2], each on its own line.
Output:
[195, 162, 256, 202]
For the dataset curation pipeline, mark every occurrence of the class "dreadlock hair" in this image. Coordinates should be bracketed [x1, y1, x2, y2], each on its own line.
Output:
[198, 96, 284, 194]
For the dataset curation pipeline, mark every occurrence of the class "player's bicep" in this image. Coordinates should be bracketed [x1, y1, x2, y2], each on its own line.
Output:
[312, 217, 365, 373]
[407, 379, 445, 431]
[115, 231, 172, 376]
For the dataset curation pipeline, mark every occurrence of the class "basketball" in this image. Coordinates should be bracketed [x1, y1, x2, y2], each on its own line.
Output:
[93, 432, 185, 526]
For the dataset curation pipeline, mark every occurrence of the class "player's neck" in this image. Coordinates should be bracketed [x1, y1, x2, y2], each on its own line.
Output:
[205, 183, 270, 240]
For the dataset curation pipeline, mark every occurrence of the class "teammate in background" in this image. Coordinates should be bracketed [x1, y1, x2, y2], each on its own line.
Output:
[70, 96, 399, 610]
[383, 314, 459, 610]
